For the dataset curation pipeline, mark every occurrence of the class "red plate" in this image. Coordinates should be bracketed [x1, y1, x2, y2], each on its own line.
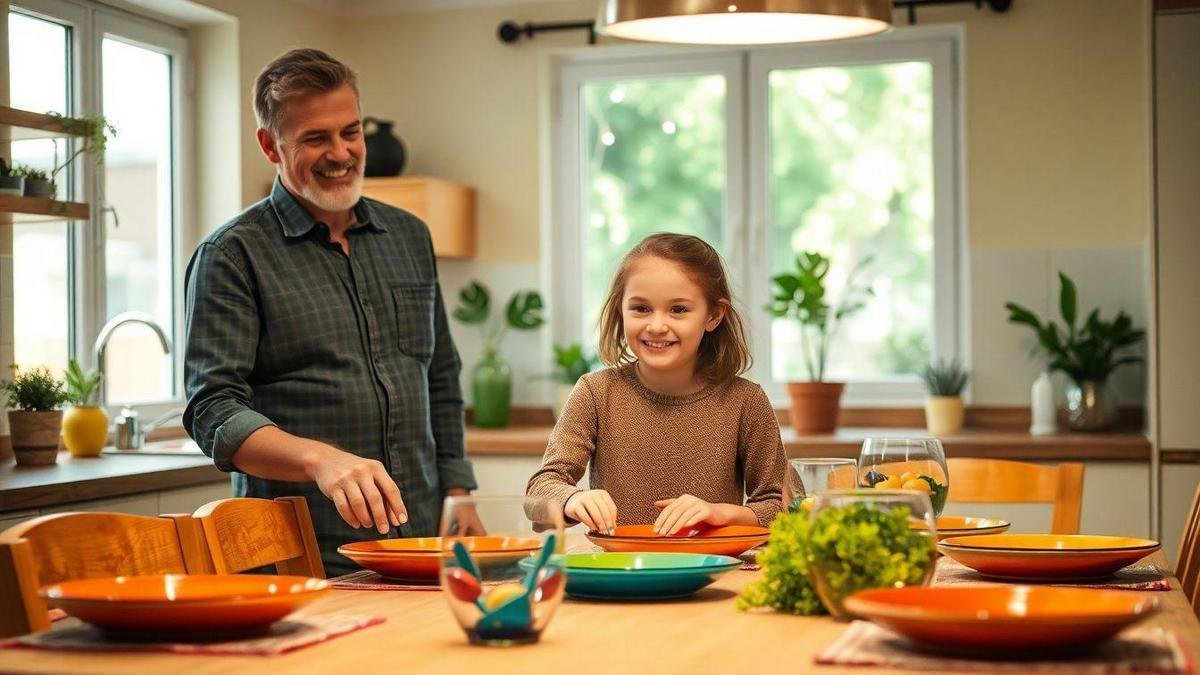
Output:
[845, 586, 1160, 654]
[41, 574, 329, 637]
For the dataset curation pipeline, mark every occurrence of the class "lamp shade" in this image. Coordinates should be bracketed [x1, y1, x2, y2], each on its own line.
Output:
[596, 0, 892, 45]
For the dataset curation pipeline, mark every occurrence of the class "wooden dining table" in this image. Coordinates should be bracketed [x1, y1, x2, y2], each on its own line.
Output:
[1, 552, 1197, 674]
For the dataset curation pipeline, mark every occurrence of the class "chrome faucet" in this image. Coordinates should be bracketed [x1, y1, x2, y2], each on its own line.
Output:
[92, 311, 172, 407]
[115, 407, 184, 449]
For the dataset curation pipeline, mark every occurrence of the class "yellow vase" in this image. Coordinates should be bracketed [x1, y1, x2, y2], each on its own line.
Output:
[62, 406, 109, 458]
[924, 395, 965, 436]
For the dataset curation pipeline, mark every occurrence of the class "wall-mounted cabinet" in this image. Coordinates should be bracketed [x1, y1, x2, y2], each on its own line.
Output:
[0, 106, 91, 222]
[362, 176, 475, 259]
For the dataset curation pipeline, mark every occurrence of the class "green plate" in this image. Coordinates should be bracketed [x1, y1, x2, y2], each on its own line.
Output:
[521, 552, 742, 601]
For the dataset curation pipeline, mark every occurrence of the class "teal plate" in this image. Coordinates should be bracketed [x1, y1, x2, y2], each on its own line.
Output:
[522, 552, 742, 601]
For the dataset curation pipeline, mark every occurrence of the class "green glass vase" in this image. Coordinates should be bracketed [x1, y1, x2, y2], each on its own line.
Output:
[472, 350, 512, 428]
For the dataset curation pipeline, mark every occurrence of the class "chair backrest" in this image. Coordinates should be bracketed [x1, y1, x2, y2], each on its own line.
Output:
[945, 458, 1085, 534]
[1175, 481, 1200, 613]
[0, 512, 211, 637]
[193, 496, 325, 578]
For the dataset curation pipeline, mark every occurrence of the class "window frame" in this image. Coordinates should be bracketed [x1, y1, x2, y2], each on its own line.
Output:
[547, 26, 966, 407]
[12, 0, 190, 420]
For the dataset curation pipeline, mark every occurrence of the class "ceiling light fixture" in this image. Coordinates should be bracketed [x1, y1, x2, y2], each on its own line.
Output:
[595, 0, 893, 46]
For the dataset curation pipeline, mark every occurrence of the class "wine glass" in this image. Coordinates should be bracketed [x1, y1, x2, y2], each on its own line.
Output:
[439, 495, 565, 646]
[858, 437, 950, 517]
[807, 489, 938, 619]
[786, 457, 857, 511]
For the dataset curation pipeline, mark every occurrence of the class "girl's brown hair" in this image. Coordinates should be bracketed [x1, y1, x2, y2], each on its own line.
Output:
[597, 233, 752, 384]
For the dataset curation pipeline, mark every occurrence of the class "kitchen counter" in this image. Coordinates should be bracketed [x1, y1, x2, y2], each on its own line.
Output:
[0, 452, 224, 513]
[466, 426, 1152, 461]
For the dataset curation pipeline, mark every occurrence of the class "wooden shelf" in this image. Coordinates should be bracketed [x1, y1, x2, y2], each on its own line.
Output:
[1, 106, 91, 221]
[0, 194, 89, 222]
[0, 105, 85, 142]
[362, 176, 476, 259]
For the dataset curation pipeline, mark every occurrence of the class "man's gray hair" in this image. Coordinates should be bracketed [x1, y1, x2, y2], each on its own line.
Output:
[253, 48, 358, 135]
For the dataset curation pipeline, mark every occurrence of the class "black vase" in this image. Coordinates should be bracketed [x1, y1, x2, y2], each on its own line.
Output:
[363, 117, 407, 177]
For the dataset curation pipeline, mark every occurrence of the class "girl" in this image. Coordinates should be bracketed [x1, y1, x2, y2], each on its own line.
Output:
[526, 233, 786, 535]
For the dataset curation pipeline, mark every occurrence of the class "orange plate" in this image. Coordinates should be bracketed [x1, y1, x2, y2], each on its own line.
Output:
[337, 536, 541, 582]
[585, 525, 769, 556]
[41, 574, 329, 637]
[938, 534, 1161, 580]
[929, 516, 1010, 541]
[845, 586, 1159, 655]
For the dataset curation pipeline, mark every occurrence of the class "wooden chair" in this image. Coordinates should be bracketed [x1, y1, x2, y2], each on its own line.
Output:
[1175, 481, 1200, 612]
[945, 458, 1085, 534]
[192, 496, 325, 578]
[0, 512, 212, 637]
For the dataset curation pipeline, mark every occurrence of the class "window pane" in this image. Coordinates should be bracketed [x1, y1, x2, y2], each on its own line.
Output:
[581, 75, 726, 336]
[102, 38, 174, 402]
[769, 62, 933, 381]
[8, 11, 71, 376]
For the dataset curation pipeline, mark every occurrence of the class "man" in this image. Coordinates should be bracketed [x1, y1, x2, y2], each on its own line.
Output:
[183, 48, 476, 575]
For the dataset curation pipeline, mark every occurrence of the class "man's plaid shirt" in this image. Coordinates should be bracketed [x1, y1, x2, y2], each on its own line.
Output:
[184, 178, 476, 575]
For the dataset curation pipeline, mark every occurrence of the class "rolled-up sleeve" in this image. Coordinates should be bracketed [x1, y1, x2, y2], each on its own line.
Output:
[427, 275, 476, 492]
[183, 241, 276, 472]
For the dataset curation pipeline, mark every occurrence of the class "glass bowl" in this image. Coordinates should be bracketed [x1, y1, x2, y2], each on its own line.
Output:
[858, 437, 949, 516]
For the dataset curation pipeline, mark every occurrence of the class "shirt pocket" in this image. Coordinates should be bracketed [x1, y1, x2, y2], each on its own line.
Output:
[392, 284, 436, 360]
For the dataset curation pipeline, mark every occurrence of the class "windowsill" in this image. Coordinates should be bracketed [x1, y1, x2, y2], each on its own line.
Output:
[465, 424, 1151, 462]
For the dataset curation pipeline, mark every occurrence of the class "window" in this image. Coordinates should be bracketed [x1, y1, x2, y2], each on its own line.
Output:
[9, 0, 187, 410]
[553, 31, 963, 404]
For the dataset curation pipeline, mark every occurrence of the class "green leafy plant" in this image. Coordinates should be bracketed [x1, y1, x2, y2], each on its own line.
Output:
[1005, 272, 1145, 384]
[12, 165, 48, 181]
[63, 359, 102, 407]
[920, 358, 968, 396]
[737, 502, 934, 615]
[549, 344, 597, 385]
[46, 112, 116, 199]
[1, 365, 68, 412]
[452, 281, 545, 354]
[767, 251, 873, 381]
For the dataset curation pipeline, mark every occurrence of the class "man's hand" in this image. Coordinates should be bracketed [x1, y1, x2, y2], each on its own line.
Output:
[308, 446, 407, 534]
[564, 489, 617, 534]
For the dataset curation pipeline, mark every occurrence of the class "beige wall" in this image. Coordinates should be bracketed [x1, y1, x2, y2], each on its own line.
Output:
[339, 0, 1152, 263]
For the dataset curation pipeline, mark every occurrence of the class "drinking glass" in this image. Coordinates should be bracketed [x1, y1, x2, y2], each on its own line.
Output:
[786, 457, 857, 511]
[439, 495, 565, 646]
[858, 437, 950, 516]
[807, 489, 938, 619]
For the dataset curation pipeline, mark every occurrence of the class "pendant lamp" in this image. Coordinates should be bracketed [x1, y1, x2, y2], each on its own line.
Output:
[597, 0, 892, 45]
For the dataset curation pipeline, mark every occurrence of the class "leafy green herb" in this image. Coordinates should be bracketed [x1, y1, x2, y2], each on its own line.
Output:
[917, 475, 949, 514]
[738, 502, 935, 616]
[1, 365, 68, 412]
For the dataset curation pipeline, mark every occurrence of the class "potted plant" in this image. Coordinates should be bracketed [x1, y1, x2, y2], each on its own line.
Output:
[453, 281, 545, 428]
[62, 359, 106, 458]
[14, 165, 51, 198]
[920, 358, 968, 435]
[1005, 272, 1145, 431]
[47, 113, 116, 200]
[768, 251, 873, 433]
[0, 158, 24, 196]
[547, 343, 597, 419]
[1, 365, 68, 466]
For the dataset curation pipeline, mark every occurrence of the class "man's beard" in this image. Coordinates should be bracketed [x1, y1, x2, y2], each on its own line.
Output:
[301, 159, 362, 213]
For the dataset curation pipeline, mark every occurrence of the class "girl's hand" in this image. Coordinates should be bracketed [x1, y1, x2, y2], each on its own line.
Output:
[564, 489, 618, 534]
[652, 494, 728, 535]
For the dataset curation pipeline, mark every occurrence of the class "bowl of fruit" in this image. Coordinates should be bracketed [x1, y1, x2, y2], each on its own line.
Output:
[858, 438, 949, 517]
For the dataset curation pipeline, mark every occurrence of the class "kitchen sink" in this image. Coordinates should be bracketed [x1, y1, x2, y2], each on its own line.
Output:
[102, 438, 203, 456]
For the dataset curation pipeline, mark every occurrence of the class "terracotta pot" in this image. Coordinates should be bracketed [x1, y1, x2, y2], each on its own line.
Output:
[62, 406, 109, 458]
[8, 410, 63, 466]
[785, 382, 845, 434]
[924, 395, 965, 436]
